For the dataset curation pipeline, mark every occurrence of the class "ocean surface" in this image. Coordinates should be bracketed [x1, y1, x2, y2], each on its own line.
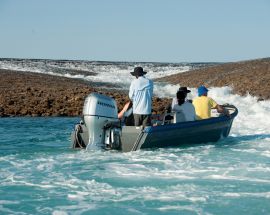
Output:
[1, 59, 270, 215]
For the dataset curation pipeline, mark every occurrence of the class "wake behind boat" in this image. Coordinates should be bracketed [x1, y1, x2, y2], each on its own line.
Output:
[71, 93, 238, 152]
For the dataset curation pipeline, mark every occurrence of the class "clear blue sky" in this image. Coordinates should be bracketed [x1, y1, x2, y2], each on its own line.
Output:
[0, 0, 269, 62]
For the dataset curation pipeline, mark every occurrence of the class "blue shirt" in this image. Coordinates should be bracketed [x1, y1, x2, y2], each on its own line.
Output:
[129, 76, 153, 115]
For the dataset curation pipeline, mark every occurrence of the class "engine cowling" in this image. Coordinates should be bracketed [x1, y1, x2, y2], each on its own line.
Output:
[83, 93, 120, 149]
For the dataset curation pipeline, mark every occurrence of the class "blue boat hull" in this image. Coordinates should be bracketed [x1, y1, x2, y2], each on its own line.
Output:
[141, 117, 234, 148]
[130, 105, 238, 151]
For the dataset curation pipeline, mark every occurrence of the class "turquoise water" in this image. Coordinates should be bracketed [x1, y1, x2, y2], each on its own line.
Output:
[1, 117, 270, 215]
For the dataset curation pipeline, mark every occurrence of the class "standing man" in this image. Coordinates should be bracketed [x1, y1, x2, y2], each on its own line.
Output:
[129, 67, 153, 127]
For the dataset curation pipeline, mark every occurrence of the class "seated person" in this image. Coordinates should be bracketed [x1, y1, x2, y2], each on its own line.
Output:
[171, 87, 196, 122]
[192, 85, 228, 120]
[171, 87, 192, 107]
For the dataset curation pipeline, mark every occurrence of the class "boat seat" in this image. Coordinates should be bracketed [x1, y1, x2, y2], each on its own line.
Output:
[162, 113, 174, 125]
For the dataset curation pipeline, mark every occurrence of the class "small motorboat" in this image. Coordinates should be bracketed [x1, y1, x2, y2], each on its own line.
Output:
[71, 93, 238, 152]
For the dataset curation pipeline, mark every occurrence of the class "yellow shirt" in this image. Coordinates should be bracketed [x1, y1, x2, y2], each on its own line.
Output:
[192, 96, 217, 120]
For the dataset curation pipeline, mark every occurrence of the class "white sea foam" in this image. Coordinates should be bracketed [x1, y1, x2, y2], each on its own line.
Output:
[52, 211, 68, 215]
[157, 205, 203, 214]
[223, 192, 270, 198]
[262, 151, 270, 157]
[205, 175, 270, 183]
[0, 59, 191, 88]
[0, 200, 20, 204]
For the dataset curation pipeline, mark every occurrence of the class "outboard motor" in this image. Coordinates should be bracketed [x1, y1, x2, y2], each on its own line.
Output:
[82, 93, 121, 150]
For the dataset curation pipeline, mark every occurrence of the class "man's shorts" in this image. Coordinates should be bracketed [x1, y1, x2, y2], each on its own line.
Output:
[133, 114, 151, 127]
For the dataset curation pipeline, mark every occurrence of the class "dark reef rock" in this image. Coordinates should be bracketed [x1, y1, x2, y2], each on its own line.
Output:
[0, 69, 170, 117]
[156, 58, 270, 101]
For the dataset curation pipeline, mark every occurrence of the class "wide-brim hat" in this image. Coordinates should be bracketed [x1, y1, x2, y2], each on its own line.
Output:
[130, 67, 147, 76]
[178, 86, 191, 93]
